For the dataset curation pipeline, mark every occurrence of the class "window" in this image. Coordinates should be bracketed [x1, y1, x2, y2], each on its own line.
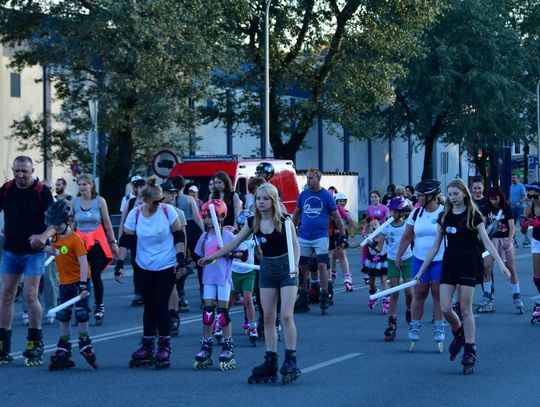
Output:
[10, 72, 21, 97]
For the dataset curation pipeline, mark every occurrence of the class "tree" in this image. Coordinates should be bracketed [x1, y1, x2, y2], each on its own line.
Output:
[380, 0, 533, 180]
[202, 0, 444, 160]
[0, 0, 245, 209]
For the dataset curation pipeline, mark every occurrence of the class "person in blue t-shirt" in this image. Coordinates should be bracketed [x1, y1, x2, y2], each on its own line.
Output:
[509, 173, 529, 247]
[292, 169, 346, 314]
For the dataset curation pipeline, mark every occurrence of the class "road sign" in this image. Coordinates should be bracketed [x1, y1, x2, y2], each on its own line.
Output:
[152, 149, 179, 178]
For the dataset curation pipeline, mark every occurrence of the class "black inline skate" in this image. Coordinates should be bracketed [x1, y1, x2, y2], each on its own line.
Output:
[129, 337, 154, 368]
[327, 280, 334, 305]
[532, 302, 540, 324]
[178, 289, 190, 313]
[169, 310, 180, 337]
[449, 325, 465, 361]
[319, 289, 329, 315]
[294, 289, 310, 313]
[280, 349, 301, 385]
[49, 338, 75, 371]
[218, 338, 236, 371]
[154, 336, 171, 370]
[248, 351, 278, 384]
[193, 337, 213, 370]
[461, 343, 477, 375]
[79, 335, 97, 369]
[476, 292, 495, 313]
[94, 304, 105, 325]
[23, 328, 44, 367]
[308, 282, 320, 304]
[384, 316, 397, 342]
[248, 324, 258, 347]
[0, 328, 13, 365]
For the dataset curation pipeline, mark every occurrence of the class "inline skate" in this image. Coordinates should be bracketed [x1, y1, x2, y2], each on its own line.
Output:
[49, 338, 75, 371]
[79, 335, 97, 369]
[94, 304, 105, 325]
[154, 336, 171, 370]
[512, 293, 524, 314]
[461, 343, 477, 375]
[531, 302, 540, 324]
[330, 270, 337, 282]
[382, 296, 390, 315]
[129, 337, 154, 368]
[408, 320, 421, 352]
[193, 337, 213, 370]
[384, 316, 397, 342]
[308, 282, 320, 304]
[433, 320, 445, 353]
[248, 324, 258, 347]
[0, 328, 13, 364]
[449, 325, 465, 361]
[294, 289, 310, 313]
[218, 338, 236, 371]
[343, 272, 353, 292]
[368, 289, 379, 310]
[169, 309, 180, 337]
[23, 328, 44, 367]
[178, 289, 190, 313]
[327, 280, 334, 305]
[248, 351, 278, 384]
[319, 289, 329, 315]
[280, 349, 300, 385]
[476, 292, 495, 313]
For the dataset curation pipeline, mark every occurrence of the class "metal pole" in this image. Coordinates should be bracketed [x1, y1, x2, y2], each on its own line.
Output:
[263, 0, 272, 158]
[537, 78, 540, 182]
[89, 100, 99, 180]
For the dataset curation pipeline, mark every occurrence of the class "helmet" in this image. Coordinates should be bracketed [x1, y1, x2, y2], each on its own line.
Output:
[130, 175, 145, 188]
[388, 196, 409, 211]
[236, 210, 254, 225]
[334, 192, 348, 201]
[160, 180, 177, 193]
[200, 199, 228, 220]
[45, 200, 72, 226]
[415, 179, 441, 196]
[255, 162, 275, 180]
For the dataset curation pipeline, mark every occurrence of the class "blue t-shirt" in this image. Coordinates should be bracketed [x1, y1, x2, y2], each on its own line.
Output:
[296, 188, 337, 240]
[509, 183, 526, 207]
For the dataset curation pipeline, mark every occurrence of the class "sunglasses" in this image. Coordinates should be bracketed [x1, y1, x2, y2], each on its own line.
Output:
[528, 194, 540, 200]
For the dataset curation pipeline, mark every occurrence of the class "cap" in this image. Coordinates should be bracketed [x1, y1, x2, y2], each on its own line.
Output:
[160, 181, 177, 193]
[130, 175, 144, 183]
[188, 185, 199, 193]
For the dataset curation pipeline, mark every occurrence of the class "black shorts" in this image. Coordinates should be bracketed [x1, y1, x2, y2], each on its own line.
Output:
[440, 248, 483, 288]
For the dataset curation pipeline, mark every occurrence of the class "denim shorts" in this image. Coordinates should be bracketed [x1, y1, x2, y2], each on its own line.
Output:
[259, 255, 298, 289]
[1, 250, 45, 277]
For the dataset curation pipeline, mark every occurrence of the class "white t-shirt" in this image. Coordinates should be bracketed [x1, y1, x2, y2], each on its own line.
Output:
[124, 204, 178, 271]
[405, 205, 445, 261]
[380, 220, 412, 261]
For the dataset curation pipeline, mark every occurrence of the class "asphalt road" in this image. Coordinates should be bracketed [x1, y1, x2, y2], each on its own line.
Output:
[1, 239, 539, 407]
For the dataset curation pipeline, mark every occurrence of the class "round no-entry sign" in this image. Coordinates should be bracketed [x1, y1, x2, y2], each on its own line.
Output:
[152, 149, 179, 178]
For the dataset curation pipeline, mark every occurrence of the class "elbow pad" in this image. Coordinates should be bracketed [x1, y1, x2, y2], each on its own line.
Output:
[173, 230, 185, 244]
[119, 233, 135, 249]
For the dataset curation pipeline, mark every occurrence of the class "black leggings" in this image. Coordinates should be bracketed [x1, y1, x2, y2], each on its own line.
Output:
[139, 266, 176, 337]
[87, 243, 110, 305]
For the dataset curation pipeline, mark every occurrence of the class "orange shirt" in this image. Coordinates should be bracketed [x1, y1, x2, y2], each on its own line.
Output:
[51, 232, 91, 285]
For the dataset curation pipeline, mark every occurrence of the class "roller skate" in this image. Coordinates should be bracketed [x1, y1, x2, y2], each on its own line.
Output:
[408, 320, 421, 352]
[248, 324, 258, 347]
[512, 293, 524, 315]
[242, 311, 249, 335]
[308, 282, 320, 304]
[523, 238, 531, 248]
[449, 325, 465, 361]
[257, 316, 265, 340]
[476, 292, 495, 313]
[248, 351, 278, 384]
[22, 328, 44, 367]
[294, 289, 310, 313]
[193, 337, 213, 370]
[276, 316, 282, 341]
[154, 336, 171, 370]
[0, 328, 13, 365]
[178, 290, 190, 313]
[384, 316, 397, 342]
[327, 280, 334, 305]
[330, 270, 337, 282]
[213, 320, 223, 345]
[21, 311, 29, 326]
[461, 343, 477, 375]
[368, 289, 380, 310]
[49, 339, 75, 371]
[79, 335, 97, 369]
[129, 337, 154, 368]
[280, 349, 300, 385]
[452, 301, 463, 321]
[531, 302, 540, 324]
[130, 294, 144, 307]
[433, 320, 445, 353]
[382, 296, 390, 314]
[344, 272, 353, 292]
[94, 304, 105, 325]
[169, 310, 180, 337]
[218, 338, 236, 371]
[320, 289, 329, 315]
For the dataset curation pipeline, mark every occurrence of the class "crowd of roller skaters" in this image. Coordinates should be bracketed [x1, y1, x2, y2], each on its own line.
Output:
[1, 156, 540, 381]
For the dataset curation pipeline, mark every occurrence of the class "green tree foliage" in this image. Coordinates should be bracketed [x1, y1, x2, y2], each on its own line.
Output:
[202, 0, 443, 159]
[0, 0, 245, 209]
[381, 0, 533, 180]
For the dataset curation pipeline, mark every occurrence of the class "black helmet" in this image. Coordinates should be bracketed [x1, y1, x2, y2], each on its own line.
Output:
[45, 200, 72, 226]
[415, 179, 441, 196]
[255, 162, 275, 180]
[160, 180, 177, 193]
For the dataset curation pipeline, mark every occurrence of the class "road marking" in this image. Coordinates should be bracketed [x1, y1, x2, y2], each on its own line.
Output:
[530, 295, 540, 300]
[301, 353, 362, 373]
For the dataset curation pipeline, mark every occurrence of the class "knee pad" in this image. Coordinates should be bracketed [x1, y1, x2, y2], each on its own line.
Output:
[75, 308, 90, 323]
[299, 256, 310, 266]
[56, 308, 72, 323]
[534, 276, 540, 293]
[216, 308, 231, 328]
[316, 253, 330, 265]
[202, 306, 216, 326]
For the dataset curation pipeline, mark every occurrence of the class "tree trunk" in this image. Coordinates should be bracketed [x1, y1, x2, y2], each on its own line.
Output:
[421, 114, 445, 180]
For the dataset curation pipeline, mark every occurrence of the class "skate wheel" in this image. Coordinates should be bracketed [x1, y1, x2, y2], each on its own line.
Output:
[282, 371, 300, 385]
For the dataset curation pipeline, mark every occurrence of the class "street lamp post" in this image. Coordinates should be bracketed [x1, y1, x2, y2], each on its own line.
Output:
[88, 100, 99, 180]
[263, 0, 272, 158]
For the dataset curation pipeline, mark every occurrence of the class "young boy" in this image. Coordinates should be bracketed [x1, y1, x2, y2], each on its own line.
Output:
[44, 200, 97, 370]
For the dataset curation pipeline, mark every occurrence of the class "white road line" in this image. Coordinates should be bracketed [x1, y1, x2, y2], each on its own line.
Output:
[530, 295, 540, 300]
[301, 353, 363, 374]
